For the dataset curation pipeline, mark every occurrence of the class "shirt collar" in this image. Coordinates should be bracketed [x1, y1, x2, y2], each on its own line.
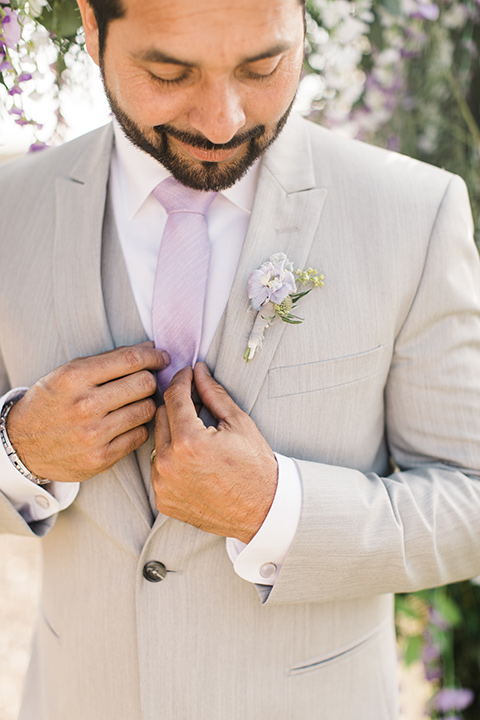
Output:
[112, 121, 260, 220]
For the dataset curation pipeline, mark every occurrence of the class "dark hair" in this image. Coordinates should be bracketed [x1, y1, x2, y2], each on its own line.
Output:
[87, 0, 125, 54]
[87, 0, 306, 54]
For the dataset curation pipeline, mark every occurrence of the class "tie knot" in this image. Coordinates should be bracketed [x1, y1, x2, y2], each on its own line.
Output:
[153, 176, 216, 216]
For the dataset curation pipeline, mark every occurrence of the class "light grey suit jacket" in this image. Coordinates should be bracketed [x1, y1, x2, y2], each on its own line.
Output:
[1, 114, 480, 720]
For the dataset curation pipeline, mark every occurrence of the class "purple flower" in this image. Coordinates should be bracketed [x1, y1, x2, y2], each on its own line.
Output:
[1, 8, 21, 48]
[387, 136, 400, 153]
[410, 3, 440, 20]
[0, 42, 9, 71]
[15, 117, 29, 126]
[8, 84, 21, 95]
[29, 141, 49, 153]
[429, 608, 450, 631]
[17, 72, 32, 83]
[433, 687, 474, 713]
[8, 106, 22, 115]
[422, 642, 441, 664]
[424, 665, 442, 681]
[248, 253, 296, 311]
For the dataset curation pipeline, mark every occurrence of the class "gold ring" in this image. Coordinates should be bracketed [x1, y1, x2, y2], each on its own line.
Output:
[150, 448, 157, 465]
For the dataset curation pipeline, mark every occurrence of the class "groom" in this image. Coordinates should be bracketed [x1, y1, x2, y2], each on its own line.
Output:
[1, 0, 480, 718]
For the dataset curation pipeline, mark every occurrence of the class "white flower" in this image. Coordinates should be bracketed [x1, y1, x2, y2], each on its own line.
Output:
[247, 253, 296, 311]
[244, 255, 324, 362]
[29, 0, 49, 18]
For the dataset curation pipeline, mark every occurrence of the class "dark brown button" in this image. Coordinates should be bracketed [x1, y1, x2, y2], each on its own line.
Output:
[143, 561, 167, 583]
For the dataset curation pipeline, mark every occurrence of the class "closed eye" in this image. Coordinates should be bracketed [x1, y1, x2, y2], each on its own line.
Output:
[240, 59, 281, 82]
[148, 69, 193, 86]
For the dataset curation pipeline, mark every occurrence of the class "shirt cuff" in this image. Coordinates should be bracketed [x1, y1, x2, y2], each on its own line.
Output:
[0, 389, 79, 523]
[226, 453, 302, 586]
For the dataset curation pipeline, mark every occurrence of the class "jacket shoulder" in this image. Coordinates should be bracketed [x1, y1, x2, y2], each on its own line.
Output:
[0, 123, 113, 192]
[299, 115, 455, 197]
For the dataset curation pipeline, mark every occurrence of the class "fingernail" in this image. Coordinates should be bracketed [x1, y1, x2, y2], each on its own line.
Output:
[162, 351, 170, 366]
[204, 364, 211, 376]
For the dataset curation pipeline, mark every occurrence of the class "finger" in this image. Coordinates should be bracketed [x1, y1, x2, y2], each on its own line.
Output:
[104, 425, 151, 468]
[93, 369, 158, 414]
[153, 405, 171, 457]
[191, 384, 202, 416]
[76, 345, 170, 386]
[193, 362, 242, 424]
[163, 366, 201, 440]
[102, 397, 157, 442]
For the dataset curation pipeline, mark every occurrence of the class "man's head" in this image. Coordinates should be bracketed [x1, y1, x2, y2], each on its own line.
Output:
[77, 0, 306, 190]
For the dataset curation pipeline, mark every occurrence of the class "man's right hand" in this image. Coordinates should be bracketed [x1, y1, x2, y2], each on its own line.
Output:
[6, 343, 168, 483]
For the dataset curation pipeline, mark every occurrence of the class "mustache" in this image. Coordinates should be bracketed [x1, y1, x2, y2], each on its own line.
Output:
[153, 123, 266, 151]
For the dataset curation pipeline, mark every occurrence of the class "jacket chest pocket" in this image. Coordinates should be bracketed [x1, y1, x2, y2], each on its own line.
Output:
[268, 344, 389, 399]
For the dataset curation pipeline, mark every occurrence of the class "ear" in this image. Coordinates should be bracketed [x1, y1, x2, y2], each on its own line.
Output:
[76, 0, 100, 66]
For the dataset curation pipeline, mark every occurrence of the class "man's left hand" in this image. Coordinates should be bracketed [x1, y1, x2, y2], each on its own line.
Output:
[151, 362, 278, 543]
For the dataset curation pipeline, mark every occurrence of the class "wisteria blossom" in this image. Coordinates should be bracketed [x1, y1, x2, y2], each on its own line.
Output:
[433, 687, 474, 713]
[0, 0, 80, 151]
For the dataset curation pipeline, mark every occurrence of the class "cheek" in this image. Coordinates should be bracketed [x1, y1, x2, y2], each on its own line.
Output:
[244, 82, 296, 126]
[104, 58, 185, 126]
[245, 59, 302, 125]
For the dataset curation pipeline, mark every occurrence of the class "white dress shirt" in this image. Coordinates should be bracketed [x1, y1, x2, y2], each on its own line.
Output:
[0, 122, 302, 586]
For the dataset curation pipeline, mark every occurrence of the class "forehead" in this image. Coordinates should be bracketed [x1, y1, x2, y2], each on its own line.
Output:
[115, 0, 303, 59]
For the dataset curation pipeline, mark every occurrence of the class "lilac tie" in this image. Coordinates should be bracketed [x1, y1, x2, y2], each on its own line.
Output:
[152, 177, 217, 392]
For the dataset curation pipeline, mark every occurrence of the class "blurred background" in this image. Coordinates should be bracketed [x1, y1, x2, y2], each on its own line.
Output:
[1, 1, 480, 718]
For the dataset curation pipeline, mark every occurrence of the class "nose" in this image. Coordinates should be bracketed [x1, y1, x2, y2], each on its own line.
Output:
[187, 78, 246, 145]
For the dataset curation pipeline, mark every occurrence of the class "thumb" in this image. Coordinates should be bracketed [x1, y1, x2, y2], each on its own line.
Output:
[193, 362, 241, 424]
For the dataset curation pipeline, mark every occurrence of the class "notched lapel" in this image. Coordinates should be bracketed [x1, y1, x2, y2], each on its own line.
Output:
[53, 153, 114, 362]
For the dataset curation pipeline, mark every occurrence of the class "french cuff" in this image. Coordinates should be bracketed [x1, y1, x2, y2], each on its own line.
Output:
[226, 453, 302, 586]
[0, 388, 79, 523]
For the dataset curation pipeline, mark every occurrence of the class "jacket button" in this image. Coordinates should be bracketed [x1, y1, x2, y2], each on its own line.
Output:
[143, 561, 167, 583]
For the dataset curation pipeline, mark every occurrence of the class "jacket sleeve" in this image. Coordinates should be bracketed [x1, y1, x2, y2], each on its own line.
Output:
[265, 175, 480, 605]
[0, 355, 59, 537]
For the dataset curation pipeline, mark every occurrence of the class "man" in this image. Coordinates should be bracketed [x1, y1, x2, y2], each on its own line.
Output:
[1, 0, 480, 718]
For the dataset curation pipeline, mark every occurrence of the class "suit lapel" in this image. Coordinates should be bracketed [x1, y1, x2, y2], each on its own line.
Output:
[53, 124, 115, 361]
[53, 123, 153, 530]
[101, 191, 148, 348]
[101, 190, 156, 526]
[213, 115, 328, 414]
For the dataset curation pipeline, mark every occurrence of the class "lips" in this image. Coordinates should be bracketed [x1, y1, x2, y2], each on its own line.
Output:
[172, 137, 241, 163]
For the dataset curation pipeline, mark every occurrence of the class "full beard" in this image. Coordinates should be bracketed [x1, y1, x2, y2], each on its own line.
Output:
[102, 76, 294, 191]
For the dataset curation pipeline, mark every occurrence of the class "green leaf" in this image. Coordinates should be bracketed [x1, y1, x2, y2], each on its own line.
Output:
[291, 289, 312, 302]
[434, 592, 462, 628]
[281, 317, 303, 325]
[404, 635, 423, 665]
[377, 0, 402, 16]
[38, 0, 82, 40]
[397, 603, 422, 620]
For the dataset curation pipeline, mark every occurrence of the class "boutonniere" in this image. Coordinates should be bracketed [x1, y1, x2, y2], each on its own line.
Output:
[244, 252, 324, 362]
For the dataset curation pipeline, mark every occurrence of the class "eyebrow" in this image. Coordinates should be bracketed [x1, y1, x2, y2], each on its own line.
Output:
[132, 42, 293, 66]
